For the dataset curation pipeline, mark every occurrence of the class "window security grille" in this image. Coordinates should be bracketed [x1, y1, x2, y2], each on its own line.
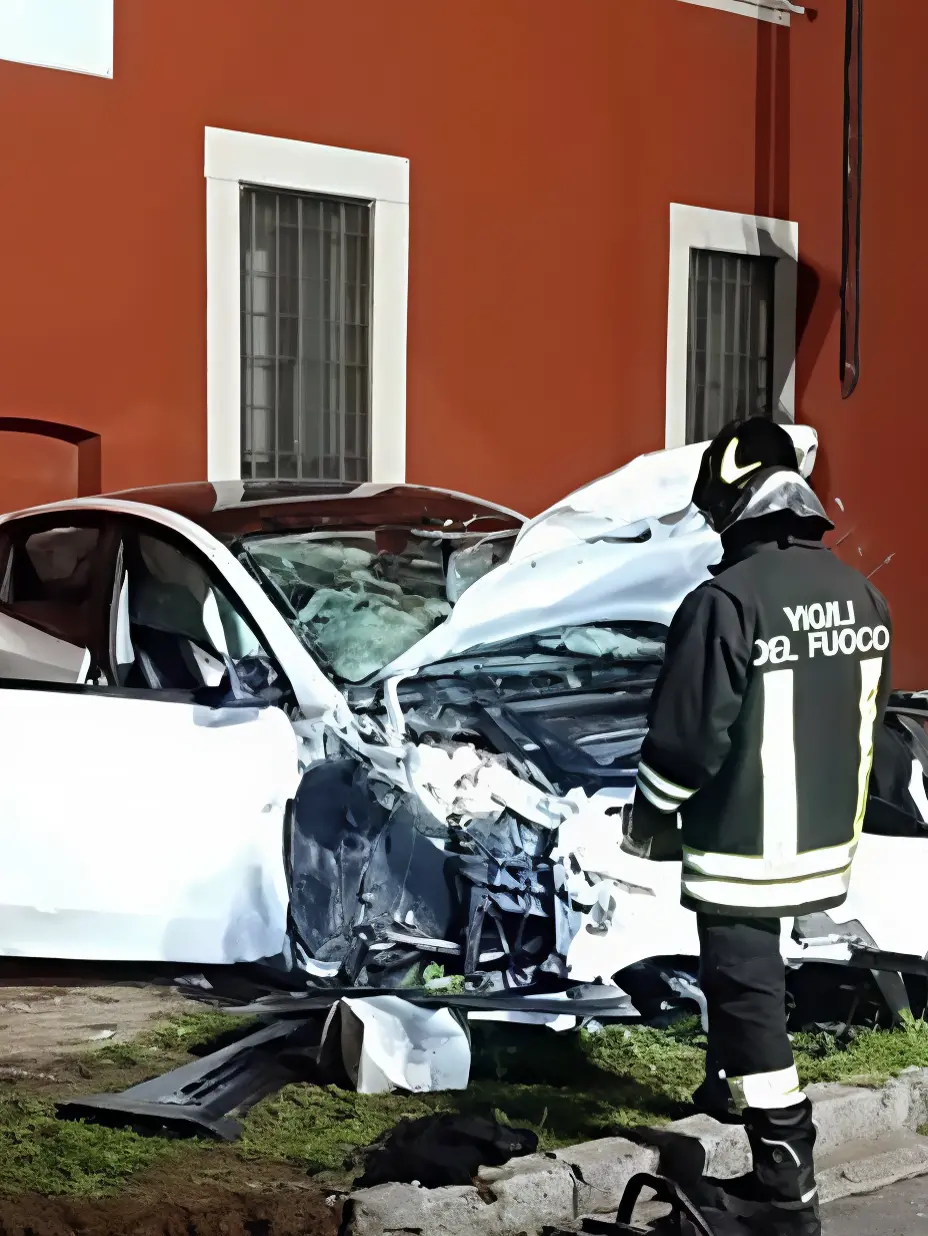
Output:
[685, 248, 776, 444]
[241, 187, 372, 481]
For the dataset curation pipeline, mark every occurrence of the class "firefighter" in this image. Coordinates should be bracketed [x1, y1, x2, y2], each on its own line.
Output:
[622, 417, 892, 1235]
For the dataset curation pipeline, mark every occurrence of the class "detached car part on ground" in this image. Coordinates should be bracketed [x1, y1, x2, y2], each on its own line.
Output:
[1, 430, 926, 1130]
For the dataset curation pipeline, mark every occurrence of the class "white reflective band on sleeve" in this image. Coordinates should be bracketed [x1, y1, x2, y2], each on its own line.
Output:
[683, 840, 855, 882]
[682, 866, 852, 910]
[636, 776, 681, 814]
[727, 1064, 805, 1112]
[637, 761, 696, 804]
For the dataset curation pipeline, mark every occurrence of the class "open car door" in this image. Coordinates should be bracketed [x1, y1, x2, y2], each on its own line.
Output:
[0, 513, 300, 965]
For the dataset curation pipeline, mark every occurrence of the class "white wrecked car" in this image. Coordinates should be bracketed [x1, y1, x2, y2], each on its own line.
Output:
[0, 429, 925, 1039]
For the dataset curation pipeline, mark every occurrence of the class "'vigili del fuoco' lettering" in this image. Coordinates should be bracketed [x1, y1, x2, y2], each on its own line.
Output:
[782, 601, 856, 631]
[808, 625, 890, 658]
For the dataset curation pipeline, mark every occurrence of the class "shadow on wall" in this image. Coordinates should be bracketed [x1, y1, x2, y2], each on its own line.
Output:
[795, 260, 840, 401]
[0, 418, 101, 513]
[751, 13, 840, 421]
[739, 229, 839, 517]
[739, 223, 839, 428]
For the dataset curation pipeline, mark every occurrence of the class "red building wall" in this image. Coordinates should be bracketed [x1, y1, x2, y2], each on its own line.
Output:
[790, 1, 928, 685]
[0, 0, 759, 511]
[0, 0, 923, 679]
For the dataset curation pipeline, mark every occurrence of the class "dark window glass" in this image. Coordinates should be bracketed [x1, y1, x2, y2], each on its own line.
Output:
[0, 525, 101, 648]
[685, 249, 776, 443]
[114, 530, 271, 692]
[241, 187, 373, 483]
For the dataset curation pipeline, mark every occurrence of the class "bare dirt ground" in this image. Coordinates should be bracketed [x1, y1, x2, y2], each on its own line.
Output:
[0, 1178, 342, 1236]
[0, 985, 342, 1236]
[0, 984, 199, 1069]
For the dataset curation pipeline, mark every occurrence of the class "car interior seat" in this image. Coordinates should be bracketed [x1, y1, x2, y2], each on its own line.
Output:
[118, 536, 229, 691]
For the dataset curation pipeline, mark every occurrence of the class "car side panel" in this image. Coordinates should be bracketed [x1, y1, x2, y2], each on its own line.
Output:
[0, 688, 299, 963]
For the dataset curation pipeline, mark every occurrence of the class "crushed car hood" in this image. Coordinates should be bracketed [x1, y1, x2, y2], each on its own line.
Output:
[377, 427, 818, 676]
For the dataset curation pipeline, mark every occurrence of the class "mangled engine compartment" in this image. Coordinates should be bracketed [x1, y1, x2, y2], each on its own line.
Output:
[290, 621, 665, 1003]
[269, 427, 928, 1036]
[251, 429, 928, 1036]
[287, 630, 928, 1036]
[245, 501, 704, 1015]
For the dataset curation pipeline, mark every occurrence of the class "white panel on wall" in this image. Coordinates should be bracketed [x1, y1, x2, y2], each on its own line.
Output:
[0, 0, 113, 78]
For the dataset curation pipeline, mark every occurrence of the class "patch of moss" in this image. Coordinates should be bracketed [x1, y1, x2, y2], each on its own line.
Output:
[0, 1094, 179, 1197]
[421, 964, 466, 995]
[0, 1009, 256, 1198]
[793, 1013, 928, 1086]
[582, 1020, 706, 1105]
[240, 1084, 437, 1176]
[70, 1009, 257, 1094]
[145, 1009, 256, 1054]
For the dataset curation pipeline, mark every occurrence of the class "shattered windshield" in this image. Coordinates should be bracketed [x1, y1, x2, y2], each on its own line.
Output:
[242, 531, 458, 682]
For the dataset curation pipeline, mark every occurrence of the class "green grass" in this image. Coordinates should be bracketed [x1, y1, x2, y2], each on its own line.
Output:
[236, 1021, 703, 1183]
[793, 1011, 928, 1085]
[88, 1008, 256, 1074]
[240, 1084, 437, 1177]
[237, 1015, 928, 1187]
[2, 1008, 928, 1199]
[0, 1010, 257, 1198]
[0, 1095, 178, 1197]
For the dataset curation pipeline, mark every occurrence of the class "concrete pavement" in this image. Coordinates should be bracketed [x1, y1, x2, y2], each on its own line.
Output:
[345, 1071, 928, 1236]
[824, 1175, 928, 1234]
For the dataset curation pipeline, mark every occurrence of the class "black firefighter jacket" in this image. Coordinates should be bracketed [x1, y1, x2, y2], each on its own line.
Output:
[630, 538, 893, 917]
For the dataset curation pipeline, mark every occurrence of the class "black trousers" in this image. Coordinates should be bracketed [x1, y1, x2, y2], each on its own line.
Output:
[697, 914, 820, 1226]
[697, 913, 796, 1102]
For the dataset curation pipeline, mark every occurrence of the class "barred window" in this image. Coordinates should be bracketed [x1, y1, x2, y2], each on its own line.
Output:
[685, 249, 776, 444]
[240, 187, 372, 481]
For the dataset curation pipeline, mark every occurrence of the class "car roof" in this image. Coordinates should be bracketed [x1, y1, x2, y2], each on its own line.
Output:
[81, 479, 524, 541]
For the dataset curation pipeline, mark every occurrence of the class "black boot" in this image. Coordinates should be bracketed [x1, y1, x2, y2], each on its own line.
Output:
[647, 1104, 820, 1235]
[734, 1099, 821, 1235]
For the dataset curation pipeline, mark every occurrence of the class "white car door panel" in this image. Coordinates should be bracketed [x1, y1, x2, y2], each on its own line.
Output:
[0, 611, 91, 683]
[0, 687, 300, 963]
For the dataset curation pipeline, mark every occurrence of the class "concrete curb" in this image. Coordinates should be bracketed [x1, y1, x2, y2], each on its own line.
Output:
[341, 1068, 928, 1236]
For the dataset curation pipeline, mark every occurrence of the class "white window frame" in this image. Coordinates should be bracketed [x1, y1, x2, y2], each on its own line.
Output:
[676, 0, 794, 25]
[665, 203, 799, 448]
[204, 127, 409, 483]
[0, 0, 113, 78]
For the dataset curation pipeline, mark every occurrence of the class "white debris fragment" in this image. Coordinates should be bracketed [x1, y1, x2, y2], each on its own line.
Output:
[337, 996, 470, 1094]
[467, 1010, 578, 1031]
[552, 626, 664, 659]
[402, 741, 569, 829]
[549, 799, 700, 982]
